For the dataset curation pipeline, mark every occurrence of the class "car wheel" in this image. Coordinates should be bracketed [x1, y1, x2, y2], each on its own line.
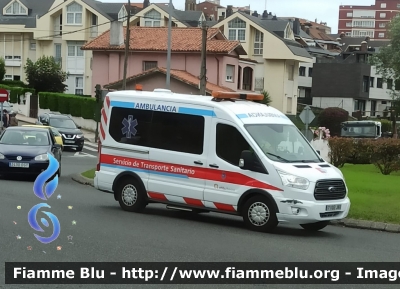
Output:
[300, 221, 330, 231]
[117, 178, 147, 212]
[242, 195, 278, 232]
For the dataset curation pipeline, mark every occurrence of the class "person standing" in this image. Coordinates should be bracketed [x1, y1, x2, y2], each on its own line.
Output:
[2, 109, 9, 129]
[9, 112, 18, 126]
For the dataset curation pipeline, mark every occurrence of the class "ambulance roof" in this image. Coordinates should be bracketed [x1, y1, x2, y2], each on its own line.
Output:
[106, 89, 293, 125]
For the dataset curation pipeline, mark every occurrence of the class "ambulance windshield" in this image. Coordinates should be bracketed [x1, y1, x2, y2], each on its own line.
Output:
[245, 124, 323, 163]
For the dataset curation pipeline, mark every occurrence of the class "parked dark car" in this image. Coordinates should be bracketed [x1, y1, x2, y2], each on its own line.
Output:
[36, 113, 84, 151]
[0, 127, 62, 177]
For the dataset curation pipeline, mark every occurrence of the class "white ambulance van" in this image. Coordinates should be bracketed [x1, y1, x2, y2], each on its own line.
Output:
[94, 89, 350, 233]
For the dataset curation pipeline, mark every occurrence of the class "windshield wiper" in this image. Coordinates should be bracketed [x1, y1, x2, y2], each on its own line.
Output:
[265, 152, 291, 162]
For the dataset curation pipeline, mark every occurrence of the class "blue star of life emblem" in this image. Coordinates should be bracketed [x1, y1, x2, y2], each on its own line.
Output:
[121, 115, 138, 138]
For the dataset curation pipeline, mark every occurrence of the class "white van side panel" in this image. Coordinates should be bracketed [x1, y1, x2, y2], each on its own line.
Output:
[146, 102, 213, 203]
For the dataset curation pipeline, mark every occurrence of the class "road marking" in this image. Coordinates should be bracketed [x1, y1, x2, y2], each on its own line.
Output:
[84, 146, 97, 152]
[84, 142, 98, 148]
[73, 152, 96, 158]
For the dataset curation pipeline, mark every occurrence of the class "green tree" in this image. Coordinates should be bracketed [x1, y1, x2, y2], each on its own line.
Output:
[24, 56, 67, 93]
[0, 57, 5, 81]
[369, 16, 400, 106]
[261, 90, 272, 105]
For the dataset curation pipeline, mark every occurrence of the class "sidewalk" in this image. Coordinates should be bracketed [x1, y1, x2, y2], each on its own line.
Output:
[16, 114, 96, 143]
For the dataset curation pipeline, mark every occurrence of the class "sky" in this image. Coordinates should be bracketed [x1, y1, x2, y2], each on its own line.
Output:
[103, 0, 375, 34]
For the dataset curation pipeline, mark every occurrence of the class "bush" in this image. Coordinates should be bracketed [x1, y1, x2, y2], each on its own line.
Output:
[38, 92, 97, 120]
[328, 137, 355, 168]
[0, 84, 35, 104]
[348, 139, 374, 164]
[370, 138, 400, 175]
[0, 80, 26, 87]
[318, 107, 349, 137]
[380, 119, 392, 132]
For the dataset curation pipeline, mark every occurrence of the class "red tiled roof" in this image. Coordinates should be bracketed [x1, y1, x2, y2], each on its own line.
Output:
[104, 67, 235, 93]
[82, 27, 241, 53]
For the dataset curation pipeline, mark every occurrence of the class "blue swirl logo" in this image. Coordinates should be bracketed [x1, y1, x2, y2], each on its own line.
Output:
[28, 153, 61, 244]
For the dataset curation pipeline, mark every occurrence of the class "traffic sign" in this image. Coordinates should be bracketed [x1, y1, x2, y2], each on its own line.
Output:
[299, 105, 315, 141]
[299, 105, 315, 125]
[0, 88, 9, 103]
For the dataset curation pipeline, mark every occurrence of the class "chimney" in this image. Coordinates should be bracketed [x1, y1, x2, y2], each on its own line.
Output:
[293, 18, 300, 35]
[304, 25, 310, 35]
[365, 36, 370, 42]
[340, 32, 345, 38]
[143, 0, 150, 8]
[226, 5, 233, 18]
[262, 10, 268, 19]
[361, 41, 368, 52]
[272, 15, 277, 20]
[252, 10, 259, 17]
[110, 21, 124, 46]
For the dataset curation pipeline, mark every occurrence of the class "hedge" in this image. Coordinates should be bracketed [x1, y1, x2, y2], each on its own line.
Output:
[0, 84, 35, 104]
[38, 92, 97, 120]
[328, 137, 400, 175]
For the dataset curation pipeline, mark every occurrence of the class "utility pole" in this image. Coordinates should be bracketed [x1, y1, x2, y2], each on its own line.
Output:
[199, 20, 207, 95]
[166, 0, 172, 89]
[122, 0, 131, 90]
[94, 84, 101, 143]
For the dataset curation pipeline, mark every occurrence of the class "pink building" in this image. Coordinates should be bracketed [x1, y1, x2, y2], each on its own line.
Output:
[81, 23, 256, 95]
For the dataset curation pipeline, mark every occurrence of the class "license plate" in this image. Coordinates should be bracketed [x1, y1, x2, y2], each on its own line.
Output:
[326, 204, 341, 211]
[9, 162, 29, 168]
[65, 140, 75, 144]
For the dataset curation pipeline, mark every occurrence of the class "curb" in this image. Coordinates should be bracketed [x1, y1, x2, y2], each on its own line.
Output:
[71, 174, 94, 187]
[330, 219, 400, 233]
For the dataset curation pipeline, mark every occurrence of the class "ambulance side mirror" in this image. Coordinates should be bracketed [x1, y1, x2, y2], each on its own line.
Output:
[239, 150, 257, 171]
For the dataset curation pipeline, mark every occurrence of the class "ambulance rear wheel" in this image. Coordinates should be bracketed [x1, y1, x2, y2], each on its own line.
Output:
[242, 195, 278, 232]
[117, 178, 147, 212]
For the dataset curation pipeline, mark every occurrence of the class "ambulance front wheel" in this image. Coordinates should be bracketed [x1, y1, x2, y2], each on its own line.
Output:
[242, 195, 278, 232]
[117, 177, 147, 212]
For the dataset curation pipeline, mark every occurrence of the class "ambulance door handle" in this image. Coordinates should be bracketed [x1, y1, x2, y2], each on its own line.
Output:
[194, 161, 203, 165]
[209, 164, 219, 168]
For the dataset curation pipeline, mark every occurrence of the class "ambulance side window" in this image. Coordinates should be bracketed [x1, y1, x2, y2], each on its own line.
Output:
[216, 123, 252, 166]
[150, 111, 205, 154]
[108, 107, 153, 146]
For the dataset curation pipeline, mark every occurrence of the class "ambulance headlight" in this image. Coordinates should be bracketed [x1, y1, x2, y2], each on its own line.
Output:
[277, 170, 310, 190]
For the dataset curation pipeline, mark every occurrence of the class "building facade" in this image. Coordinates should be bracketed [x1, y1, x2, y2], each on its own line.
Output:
[284, 18, 341, 105]
[311, 38, 393, 117]
[81, 24, 251, 95]
[338, 0, 400, 39]
[212, 11, 313, 114]
[0, 0, 129, 95]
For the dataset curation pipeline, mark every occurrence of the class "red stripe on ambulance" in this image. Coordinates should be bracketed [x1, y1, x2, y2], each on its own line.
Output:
[183, 197, 204, 207]
[99, 119, 106, 140]
[101, 107, 108, 124]
[213, 203, 236, 212]
[100, 154, 283, 191]
[147, 192, 168, 200]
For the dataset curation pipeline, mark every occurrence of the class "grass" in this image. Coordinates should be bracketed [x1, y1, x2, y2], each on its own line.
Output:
[81, 168, 95, 179]
[340, 164, 400, 224]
